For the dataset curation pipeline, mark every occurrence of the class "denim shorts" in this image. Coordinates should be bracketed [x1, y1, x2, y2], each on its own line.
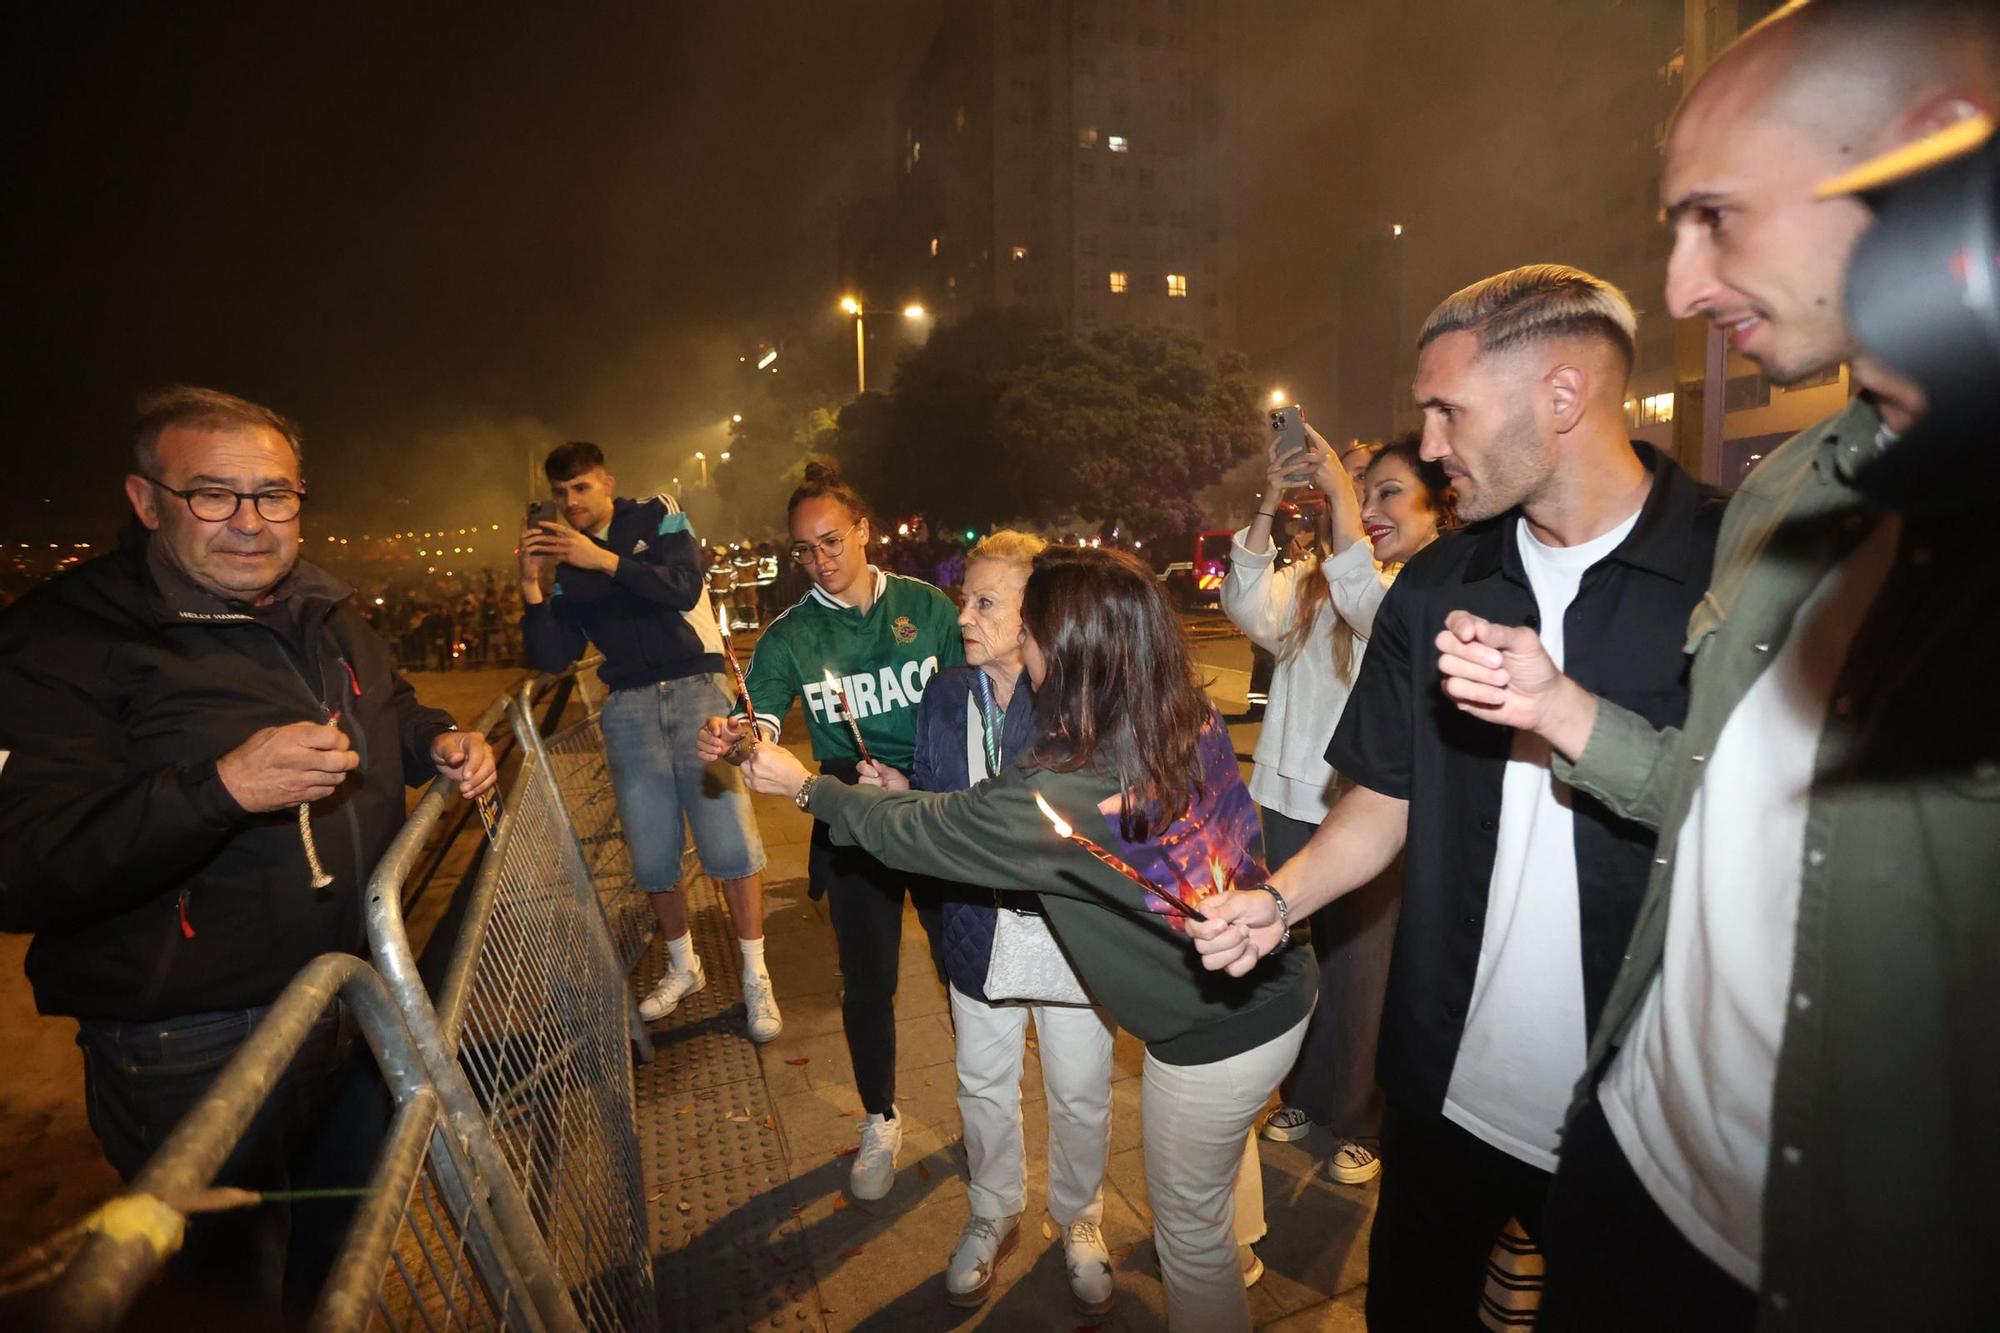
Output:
[598, 673, 767, 889]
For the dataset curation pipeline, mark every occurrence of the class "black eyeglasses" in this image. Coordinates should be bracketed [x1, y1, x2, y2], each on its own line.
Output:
[789, 520, 864, 566]
[142, 476, 307, 523]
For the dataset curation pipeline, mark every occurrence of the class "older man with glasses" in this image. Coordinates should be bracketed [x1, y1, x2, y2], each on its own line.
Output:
[0, 385, 494, 1318]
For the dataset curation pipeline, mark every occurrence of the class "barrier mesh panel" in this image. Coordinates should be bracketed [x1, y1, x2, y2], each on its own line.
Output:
[450, 749, 655, 1332]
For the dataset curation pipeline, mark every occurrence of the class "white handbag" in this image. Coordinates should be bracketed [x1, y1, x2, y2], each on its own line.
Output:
[963, 685, 1092, 1006]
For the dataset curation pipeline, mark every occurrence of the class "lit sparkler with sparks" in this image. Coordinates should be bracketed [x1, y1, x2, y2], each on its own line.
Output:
[1033, 791, 1208, 921]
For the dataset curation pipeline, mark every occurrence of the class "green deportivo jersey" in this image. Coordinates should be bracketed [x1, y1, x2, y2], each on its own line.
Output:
[730, 568, 963, 771]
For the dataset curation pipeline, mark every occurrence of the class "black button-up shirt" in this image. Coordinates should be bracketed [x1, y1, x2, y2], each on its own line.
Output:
[1327, 442, 1726, 1114]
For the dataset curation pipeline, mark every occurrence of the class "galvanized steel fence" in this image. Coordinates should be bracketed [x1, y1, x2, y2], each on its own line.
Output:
[41, 669, 660, 1333]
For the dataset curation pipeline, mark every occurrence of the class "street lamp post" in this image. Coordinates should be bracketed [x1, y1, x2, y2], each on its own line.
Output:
[839, 295, 926, 395]
[694, 451, 709, 487]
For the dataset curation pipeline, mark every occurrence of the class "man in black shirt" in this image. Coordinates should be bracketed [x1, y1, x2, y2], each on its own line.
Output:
[1191, 265, 1725, 1328]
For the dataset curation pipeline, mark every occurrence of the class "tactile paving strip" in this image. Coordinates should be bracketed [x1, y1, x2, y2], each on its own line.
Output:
[636, 863, 826, 1331]
[649, 1160, 819, 1330]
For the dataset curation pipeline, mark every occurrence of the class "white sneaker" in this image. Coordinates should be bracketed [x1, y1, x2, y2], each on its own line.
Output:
[1327, 1139, 1382, 1185]
[849, 1109, 902, 1202]
[1239, 1243, 1264, 1288]
[943, 1213, 1019, 1307]
[1260, 1105, 1313, 1142]
[637, 959, 706, 1022]
[1060, 1218, 1114, 1315]
[742, 969, 782, 1043]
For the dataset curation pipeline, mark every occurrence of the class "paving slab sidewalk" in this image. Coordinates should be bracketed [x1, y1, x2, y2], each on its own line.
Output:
[637, 727, 1374, 1331]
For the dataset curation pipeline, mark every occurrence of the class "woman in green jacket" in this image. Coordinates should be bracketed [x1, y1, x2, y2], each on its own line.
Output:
[723, 546, 1315, 1332]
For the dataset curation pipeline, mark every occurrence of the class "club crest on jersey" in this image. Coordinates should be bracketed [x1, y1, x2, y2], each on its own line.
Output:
[892, 615, 918, 645]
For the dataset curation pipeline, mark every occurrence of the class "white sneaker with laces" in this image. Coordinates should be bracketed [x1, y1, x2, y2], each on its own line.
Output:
[637, 959, 706, 1022]
[1260, 1105, 1313, 1142]
[943, 1213, 1019, 1307]
[742, 969, 782, 1043]
[849, 1108, 902, 1202]
[1327, 1139, 1382, 1184]
[1060, 1218, 1114, 1314]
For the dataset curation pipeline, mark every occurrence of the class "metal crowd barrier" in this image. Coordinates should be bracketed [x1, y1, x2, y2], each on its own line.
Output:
[40, 668, 660, 1332]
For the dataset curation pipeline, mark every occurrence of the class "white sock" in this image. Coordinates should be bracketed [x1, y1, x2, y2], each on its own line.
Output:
[666, 932, 696, 974]
[739, 936, 768, 979]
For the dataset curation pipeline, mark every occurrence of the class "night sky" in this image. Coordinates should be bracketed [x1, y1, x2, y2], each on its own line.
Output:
[8, 3, 942, 538]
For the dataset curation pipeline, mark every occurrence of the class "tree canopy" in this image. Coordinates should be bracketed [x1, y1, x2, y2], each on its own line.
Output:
[831, 308, 1262, 536]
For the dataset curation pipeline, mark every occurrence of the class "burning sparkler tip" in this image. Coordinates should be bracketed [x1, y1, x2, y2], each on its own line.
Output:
[1032, 791, 1073, 839]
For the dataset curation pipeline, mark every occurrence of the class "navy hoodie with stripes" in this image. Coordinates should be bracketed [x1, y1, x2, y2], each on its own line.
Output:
[520, 495, 725, 689]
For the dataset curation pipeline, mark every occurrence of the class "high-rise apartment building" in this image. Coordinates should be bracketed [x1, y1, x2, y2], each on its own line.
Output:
[850, 0, 1237, 348]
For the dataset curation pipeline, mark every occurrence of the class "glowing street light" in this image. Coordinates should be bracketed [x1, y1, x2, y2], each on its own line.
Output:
[731, 413, 742, 424]
[1268, 388, 1289, 406]
[693, 451, 710, 486]
[756, 348, 779, 371]
[839, 296, 930, 395]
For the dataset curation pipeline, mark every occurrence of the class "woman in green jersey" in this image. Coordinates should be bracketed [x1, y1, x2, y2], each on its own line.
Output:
[700, 460, 963, 1203]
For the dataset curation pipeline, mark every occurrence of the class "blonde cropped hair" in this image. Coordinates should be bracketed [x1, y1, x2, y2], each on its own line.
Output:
[1417, 263, 1637, 370]
[967, 530, 1047, 570]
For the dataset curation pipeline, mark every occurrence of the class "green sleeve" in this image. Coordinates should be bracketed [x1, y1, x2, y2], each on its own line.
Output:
[736, 629, 799, 740]
[810, 766, 1139, 908]
[930, 587, 965, 669]
[1549, 698, 1680, 832]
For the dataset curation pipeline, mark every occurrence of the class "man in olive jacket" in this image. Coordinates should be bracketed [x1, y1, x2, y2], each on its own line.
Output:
[0, 386, 496, 1311]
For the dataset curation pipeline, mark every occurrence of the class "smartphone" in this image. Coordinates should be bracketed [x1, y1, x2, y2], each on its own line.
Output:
[1268, 404, 1315, 483]
[526, 499, 560, 530]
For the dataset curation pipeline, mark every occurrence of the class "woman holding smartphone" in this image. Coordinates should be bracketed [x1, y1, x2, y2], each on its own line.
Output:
[700, 461, 962, 1204]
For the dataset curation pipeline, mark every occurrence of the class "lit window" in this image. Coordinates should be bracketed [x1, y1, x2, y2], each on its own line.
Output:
[1108, 270, 1128, 293]
[1107, 134, 1129, 152]
[1012, 245, 1030, 261]
[1166, 273, 1188, 297]
[1625, 391, 1676, 427]
[1078, 125, 1099, 149]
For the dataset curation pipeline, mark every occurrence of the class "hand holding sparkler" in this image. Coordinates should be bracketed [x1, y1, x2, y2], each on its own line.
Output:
[1186, 889, 1289, 976]
[713, 602, 759, 765]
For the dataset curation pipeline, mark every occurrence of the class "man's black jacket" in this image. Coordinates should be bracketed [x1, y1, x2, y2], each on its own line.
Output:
[0, 528, 454, 1020]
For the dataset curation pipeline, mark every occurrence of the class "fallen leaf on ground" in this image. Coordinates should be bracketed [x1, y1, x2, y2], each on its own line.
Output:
[831, 1196, 847, 1211]
[785, 1057, 810, 1066]
[763, 1114, 778, 1130]
[835, 1145, 858, 1158]
[675, 1104, 693, 1117]
[916, 1161, 931, 1181]
[842, 1248, 864, 1260]
[647, 1190, 667, 1202]
[676, 1201, 691, 1214]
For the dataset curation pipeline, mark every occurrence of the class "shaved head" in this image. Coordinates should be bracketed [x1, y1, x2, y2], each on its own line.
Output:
[1661, 0, 1999, 399]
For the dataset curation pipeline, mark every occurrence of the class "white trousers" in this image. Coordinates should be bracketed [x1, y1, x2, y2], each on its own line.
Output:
[1142, 1013, 1310, 1332]
[950, 983, 1116, 1225]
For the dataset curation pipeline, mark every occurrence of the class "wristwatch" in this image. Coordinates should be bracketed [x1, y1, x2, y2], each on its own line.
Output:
[1251, 883, 1290, 955]
[794, 775, 821, 812]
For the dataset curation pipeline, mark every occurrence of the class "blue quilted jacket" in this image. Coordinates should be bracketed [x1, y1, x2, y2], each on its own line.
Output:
[913, 664, 1039, 1001]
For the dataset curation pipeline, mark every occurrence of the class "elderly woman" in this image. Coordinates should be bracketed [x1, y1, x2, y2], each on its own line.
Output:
[715, 546, 1315, 1332]
[861, 530, 1118, 1313]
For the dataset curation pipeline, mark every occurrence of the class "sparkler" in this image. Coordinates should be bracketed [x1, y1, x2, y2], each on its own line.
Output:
[299, 709, 340, 889]
[714, 601, 759, 764]
[1033, 791, 1208, 922]
[821, 669, 871, 764]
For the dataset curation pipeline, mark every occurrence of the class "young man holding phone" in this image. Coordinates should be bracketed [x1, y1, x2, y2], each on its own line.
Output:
[519, 441, 780, 1041]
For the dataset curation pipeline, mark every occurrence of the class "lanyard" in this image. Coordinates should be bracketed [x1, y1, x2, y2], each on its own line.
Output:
[973, 670, 1002, 779]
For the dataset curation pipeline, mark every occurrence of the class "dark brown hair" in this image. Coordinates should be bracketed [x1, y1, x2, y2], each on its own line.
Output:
[133, 385, 303, 476]
[1368, 433, 1459, 532]
[543, 440, 607, 482]
[1022, 546, 1212, 840]
[786, 458, 870, 523]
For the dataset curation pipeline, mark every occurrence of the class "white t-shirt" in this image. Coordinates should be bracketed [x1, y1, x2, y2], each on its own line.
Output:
[1599, 516, 1900, 1287]
[1441, 507, 1640, 1169]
